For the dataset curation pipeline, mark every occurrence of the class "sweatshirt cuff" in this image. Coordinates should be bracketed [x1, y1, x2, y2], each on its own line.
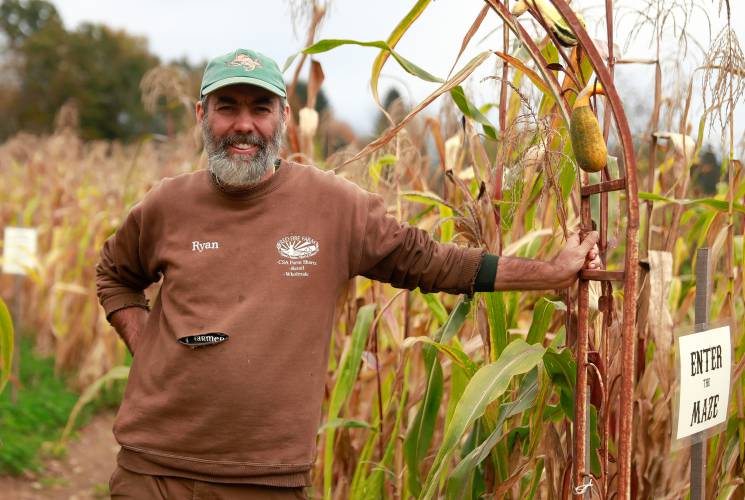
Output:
[474, 253, 499, 292]
[102, 292, 149, 321]
[456, 247, 485, 296]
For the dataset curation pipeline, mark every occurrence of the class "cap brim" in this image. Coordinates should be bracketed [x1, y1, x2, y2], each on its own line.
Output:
[201, 76, 286, 98]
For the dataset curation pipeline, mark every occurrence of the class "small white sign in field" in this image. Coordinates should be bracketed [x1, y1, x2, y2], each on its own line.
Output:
[676, 326, 731, 440]
[2, 227, 38, 276]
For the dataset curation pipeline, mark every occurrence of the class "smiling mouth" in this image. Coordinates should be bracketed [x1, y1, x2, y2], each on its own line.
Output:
[228, 143, 259, 155]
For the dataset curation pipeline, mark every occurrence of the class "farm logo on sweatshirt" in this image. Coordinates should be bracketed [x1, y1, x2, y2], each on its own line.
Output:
[276, 235, 319, 278]
[276, 235, 319, 259]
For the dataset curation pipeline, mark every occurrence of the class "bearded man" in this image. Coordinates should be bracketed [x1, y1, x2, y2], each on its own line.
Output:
[96, 48, 600, 499]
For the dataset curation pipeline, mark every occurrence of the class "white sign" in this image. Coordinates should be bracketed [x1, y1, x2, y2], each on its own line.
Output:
[2, 227, 38, 275]
[676, 326, 731, 439]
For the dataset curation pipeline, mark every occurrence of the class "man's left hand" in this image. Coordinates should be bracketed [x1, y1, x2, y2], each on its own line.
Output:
[550, 231, 602, 288]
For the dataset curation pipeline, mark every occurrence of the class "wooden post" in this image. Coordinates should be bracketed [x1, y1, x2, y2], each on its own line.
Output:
[691, 247, 710, 500]
[10, 275, 22, 403]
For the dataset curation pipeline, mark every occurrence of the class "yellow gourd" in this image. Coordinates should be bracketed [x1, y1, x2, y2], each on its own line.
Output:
[570, 82, 607, 173]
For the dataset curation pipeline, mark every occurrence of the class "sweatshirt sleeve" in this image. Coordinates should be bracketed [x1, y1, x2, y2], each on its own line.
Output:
[353, 192, 485, 294]
[96, 203, 159, 320]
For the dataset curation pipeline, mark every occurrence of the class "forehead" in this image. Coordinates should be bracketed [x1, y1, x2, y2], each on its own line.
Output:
[208, 84, 280, 105]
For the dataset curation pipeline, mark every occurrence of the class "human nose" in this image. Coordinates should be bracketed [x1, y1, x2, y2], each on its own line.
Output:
[232, 108, 255, 135]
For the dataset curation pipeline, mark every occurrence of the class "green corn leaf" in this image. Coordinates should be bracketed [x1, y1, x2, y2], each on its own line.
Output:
[716, 483, 741, 500]
[363, 382, 407, 499]
[543, 348, 576, 390]
[350, 369, 399, 499]
[484, 292, 508, 361]
[345, 51, 492, 166]
[317, 418, 372, 433]
[408, 205, 436, 226]
[559, 155, 577, 201]
[420, 339, 545, 499]
[60, 365, 130, 443]
[324, 303, 376, 500]
[445, 367, 540, 498]
[506, 291, 520, 331]
[304, 39, 442, 84]
[638, 192, 745, 214]
[350, 373, 390, 497]
[0, 297, 14, 395]
[350, 432, 377, 497]
[371, 0, 433, 117]
[281, 52, 300, 72]
[438, 205, 455, 243]
[526, 297, 558, 345]
[590, 404, 601, 476]
[402, 336, 478, 377]
[420, 292, 448, 325]
[525, 458, 545, 499]
[401, 191, 462, 216]
[537, 42, 560, 117]
[543, 347, 576, 420]
[437, 295, 471, 344]
[446, 360, 468, 428]
[326, 304, 376, 420]
[404, 347, 443, 497]
[450, 86, 498, 141]
[368, 154, 397, 189]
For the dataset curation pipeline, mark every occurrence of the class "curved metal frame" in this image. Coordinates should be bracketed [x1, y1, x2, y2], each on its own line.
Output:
[483, 1, 640, 498]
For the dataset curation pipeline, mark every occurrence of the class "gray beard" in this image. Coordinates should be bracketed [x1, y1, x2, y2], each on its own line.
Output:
[202, 118, 283, 187]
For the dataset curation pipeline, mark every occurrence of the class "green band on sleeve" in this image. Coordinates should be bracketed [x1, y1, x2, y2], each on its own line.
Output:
[474, 253, 499, 292]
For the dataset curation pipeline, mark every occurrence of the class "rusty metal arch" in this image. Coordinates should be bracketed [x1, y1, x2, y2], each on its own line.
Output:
[483, 1, 640, 498]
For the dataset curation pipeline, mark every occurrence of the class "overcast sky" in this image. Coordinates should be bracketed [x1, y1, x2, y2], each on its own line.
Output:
[52, 0, 744, 142]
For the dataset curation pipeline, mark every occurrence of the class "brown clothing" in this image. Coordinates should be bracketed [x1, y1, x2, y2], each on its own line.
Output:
[96, 161, 484, 486]
[109, 465, 307, 499]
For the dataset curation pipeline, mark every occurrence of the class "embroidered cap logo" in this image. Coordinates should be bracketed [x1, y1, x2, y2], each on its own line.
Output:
[227, 54, 261, 72]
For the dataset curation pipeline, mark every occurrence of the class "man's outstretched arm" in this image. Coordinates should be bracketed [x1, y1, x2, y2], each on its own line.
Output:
[492, 231, 601, 291]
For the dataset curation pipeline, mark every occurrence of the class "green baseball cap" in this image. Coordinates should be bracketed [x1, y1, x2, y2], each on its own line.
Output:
[200, 49, 287, 99]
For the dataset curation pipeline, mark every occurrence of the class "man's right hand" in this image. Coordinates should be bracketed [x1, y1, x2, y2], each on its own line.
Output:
[109, 307, 148, 355]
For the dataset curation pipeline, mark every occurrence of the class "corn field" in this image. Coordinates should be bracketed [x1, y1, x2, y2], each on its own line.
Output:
[1, 0, 744, 498]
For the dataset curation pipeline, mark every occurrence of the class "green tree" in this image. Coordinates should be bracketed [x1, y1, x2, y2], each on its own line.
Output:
[0, 0, 61, 49]
[15, 22, 160, 140]
[0, 0, 162, 141]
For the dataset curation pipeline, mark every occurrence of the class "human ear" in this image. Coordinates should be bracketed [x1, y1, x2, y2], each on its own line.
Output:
[195, 99, 206, 123]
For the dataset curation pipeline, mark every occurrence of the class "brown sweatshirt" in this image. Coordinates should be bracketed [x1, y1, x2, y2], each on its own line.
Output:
[96, 160, 484, 487]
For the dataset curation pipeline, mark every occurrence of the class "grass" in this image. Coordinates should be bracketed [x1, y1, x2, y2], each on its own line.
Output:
[0, 335, 125, 475]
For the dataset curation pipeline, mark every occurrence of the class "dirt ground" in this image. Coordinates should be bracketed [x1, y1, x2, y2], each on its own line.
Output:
[0, 411, 118, 500]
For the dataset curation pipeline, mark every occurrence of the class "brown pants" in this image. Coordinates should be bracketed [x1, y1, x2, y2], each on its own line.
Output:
[109, 466, 308, 499]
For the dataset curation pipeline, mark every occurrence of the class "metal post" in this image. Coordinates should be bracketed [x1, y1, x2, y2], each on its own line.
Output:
[574, 196, 592, 497]
[691, 248, 710, 500]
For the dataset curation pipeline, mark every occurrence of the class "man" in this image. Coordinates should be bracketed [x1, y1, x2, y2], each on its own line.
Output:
[97, 48, 601, 499]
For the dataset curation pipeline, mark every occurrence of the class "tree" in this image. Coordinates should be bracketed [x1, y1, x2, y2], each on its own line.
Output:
[0, 0, 61, 49]
[0, 1, 162, 141]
